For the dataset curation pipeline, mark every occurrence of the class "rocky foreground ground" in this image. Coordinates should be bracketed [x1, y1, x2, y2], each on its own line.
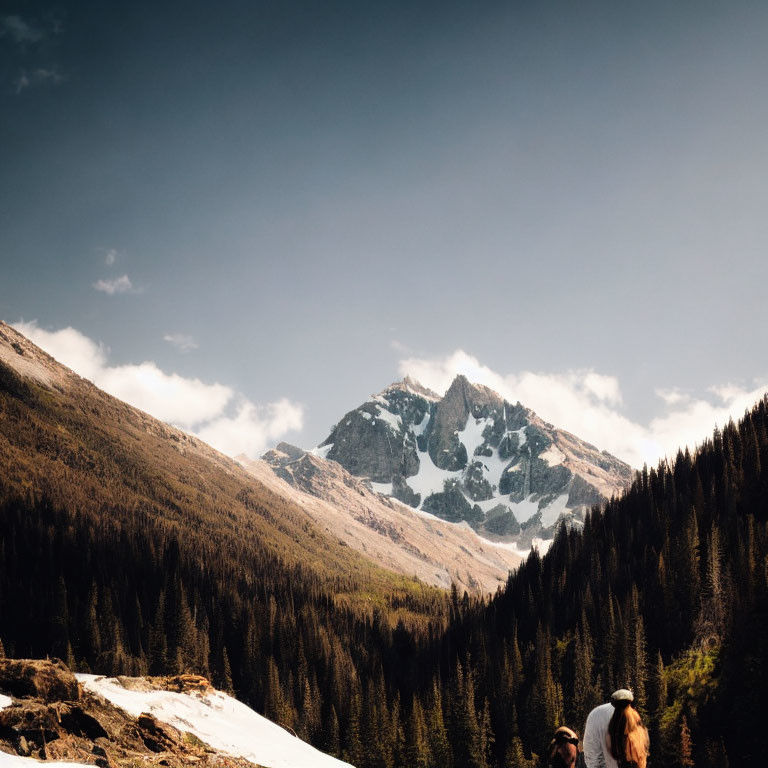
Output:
[0, 658, 258, 768]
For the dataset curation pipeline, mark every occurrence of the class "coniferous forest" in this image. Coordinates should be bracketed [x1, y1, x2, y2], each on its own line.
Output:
[2, 346, 768, 767]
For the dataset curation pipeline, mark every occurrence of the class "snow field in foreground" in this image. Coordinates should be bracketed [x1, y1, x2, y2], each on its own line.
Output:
[76, 675, 352, 768]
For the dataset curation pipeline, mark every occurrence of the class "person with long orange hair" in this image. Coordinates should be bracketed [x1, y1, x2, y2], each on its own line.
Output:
[607, 696, 649, 768]
[583, 689, 650, 768]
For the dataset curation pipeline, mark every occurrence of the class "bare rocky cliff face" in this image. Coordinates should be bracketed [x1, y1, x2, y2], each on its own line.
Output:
[312, 375, 633, 545]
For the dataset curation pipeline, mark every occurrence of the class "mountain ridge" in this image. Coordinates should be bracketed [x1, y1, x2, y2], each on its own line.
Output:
[311, 373, 632, 545]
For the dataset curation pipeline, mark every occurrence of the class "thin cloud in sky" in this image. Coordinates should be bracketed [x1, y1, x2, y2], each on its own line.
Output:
[4, 14, 64, 94]
[14, 69, 62, 93]
[12, 321, 303, 457]
[398, 349, 768, 469]
[389, 339, 413, 355]
[2, 15, 44, 43]
[93, 274, 136, 295]
[163, 333, 198, 352]
[105, 249, 118, 266]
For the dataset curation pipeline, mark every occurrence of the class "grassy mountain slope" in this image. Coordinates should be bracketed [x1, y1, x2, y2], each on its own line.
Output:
[0, 321, 437, 606]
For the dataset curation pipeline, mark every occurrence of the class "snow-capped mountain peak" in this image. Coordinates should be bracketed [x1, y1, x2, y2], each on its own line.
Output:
[315, 375, 632, 546]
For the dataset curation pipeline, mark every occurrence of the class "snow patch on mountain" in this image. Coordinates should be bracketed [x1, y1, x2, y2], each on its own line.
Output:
[311, 442, 334, 459]
[481, 535, 553, 558]
[373, 405, 402, 432]
[474, 494, 541, 523]
[539, 444, 565, 466]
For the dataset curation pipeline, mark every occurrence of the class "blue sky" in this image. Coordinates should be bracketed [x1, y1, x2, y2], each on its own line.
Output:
[2, 0, 768, 467]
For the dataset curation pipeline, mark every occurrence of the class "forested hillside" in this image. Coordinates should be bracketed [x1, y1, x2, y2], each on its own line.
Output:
[421, 398, 768, 767]
[0, 326, 449, 763]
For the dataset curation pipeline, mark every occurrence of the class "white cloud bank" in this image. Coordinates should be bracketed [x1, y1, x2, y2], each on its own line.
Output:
[12, 322, 303, 458]
[398, 349, 768, 469]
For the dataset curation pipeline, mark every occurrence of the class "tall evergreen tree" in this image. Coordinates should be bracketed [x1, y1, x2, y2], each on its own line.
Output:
[426, 680, 452, 768]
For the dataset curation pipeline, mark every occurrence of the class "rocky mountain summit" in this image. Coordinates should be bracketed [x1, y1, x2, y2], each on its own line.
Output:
[313, 375, 633, 542]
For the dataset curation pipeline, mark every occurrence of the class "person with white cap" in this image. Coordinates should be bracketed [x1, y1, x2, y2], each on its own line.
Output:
[582, 689, 649, 768]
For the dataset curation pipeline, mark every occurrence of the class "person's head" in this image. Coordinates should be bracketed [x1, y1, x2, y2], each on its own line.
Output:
[548, 726, 580, 767]
[607, 691, 649, 768]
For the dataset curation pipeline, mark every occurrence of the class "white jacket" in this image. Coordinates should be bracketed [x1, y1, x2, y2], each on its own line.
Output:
[583, 703, 618, 768]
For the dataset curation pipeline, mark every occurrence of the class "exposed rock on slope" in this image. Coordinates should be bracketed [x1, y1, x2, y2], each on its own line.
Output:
[314, 375, 633, 544]
[246, 445, 523, 594]
[0, 659, 254, 768]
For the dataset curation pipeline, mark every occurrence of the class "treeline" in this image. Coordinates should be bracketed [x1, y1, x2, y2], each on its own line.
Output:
[2, 344, 768, 766]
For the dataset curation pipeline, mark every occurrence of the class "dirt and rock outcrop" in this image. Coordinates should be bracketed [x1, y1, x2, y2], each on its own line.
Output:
[0, 659, 257, 768]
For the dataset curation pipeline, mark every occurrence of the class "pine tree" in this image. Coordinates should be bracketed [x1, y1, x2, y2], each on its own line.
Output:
[148, 591, 168, 675]
[571, 614, 598, 729]
[307, 675, 323, 743]
[85, 582, 101, 662]
[51, 576, 69, 659]
[221, 646, 234, 694]
[327, 705, 341, 757]
[696, 522, 732, 645]
[361, 678, 382, 768]
[426, 680, 452, 768]
[600, 588, 618, 693]
[65, 640, 76, 671]
[265, 656, 293, 729]
[172, 582, 196, 673]
[505, 736, 534, 768]
[677, 505, 701, 642]
[477, 697, 493, 768]
[626, 585, 648, 711]
[405, 697, 431, 768]
[526, 627, 563, 753]
[647, 650, 667, 742]
[450, 659, 483, 768]
[680, 715, 694, 767]
[343, 688, 364, 768]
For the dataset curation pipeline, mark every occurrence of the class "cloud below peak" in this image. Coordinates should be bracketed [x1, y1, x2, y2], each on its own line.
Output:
[398, 349, 768, 468]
